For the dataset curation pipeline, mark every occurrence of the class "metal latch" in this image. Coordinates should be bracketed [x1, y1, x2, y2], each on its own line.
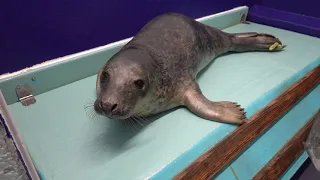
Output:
[16, 84, 36, 106]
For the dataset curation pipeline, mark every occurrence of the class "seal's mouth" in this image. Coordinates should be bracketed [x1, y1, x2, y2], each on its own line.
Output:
[97, 110, 132, 120]
[103, 113, 131, 120]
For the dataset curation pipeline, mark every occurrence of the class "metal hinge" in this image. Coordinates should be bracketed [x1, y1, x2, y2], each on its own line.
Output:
[16, 84, 36, 106]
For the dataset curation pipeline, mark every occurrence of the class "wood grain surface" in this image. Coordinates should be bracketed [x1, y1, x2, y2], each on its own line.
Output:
[174, 64, 320, 180]
[252, 111, 318, 180]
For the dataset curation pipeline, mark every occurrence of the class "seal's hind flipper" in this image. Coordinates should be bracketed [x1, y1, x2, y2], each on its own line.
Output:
[230, 32, 286, 52]
[183, 84, 246, 124]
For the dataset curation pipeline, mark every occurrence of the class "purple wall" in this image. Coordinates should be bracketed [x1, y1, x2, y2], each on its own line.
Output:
[0, 0, 252, 74]
[258, 0, 320, 18]
[1, 0, 319, 74]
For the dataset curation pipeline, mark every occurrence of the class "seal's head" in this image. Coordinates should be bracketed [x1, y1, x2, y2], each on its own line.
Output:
[94, 48, 153, 120]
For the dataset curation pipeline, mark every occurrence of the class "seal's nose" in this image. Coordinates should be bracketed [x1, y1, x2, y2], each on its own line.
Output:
[99, 101, 118, 114]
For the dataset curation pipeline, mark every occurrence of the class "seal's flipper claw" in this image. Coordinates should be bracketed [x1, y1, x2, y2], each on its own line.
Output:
[183, 85, 246, 125]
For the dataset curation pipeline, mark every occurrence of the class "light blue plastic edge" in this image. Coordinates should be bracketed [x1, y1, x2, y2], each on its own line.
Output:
[151, 56, 320, 179]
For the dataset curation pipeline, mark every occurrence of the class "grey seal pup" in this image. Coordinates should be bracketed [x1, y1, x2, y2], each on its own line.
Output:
[94, 13, 285, 124]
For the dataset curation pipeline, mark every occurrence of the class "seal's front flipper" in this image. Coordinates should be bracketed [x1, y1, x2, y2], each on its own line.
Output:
[183, 85, 246, 124]
[230, 32, 286, 52]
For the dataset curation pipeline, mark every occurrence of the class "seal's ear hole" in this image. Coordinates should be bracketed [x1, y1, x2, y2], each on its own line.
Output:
[134, 79, 145, 89]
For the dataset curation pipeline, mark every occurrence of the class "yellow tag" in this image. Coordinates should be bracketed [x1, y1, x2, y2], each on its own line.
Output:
[269, 42, 279, 51]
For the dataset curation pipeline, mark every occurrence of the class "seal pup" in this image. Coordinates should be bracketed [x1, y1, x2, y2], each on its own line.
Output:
[94, 13, 285, 124]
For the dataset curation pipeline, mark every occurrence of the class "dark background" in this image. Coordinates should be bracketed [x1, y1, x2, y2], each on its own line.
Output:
[1, 0, 319, 74]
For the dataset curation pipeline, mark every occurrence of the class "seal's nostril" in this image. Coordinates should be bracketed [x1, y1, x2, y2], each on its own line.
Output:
[99, 101, 104, 109]
[111, 104, 117, 112]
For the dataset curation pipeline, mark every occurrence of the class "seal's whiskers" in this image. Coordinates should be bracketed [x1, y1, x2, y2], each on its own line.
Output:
[132, 116, 144, 127]
[84, 99, 99, 121]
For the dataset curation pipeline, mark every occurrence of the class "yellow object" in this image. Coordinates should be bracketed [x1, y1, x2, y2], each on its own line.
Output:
[269, 42, 279, 51]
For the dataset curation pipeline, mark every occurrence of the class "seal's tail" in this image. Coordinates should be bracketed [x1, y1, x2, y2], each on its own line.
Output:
[230, 32, 286, 52]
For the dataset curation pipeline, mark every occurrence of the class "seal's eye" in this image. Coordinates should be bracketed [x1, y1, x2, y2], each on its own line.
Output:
[134, 79, 145, 89]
